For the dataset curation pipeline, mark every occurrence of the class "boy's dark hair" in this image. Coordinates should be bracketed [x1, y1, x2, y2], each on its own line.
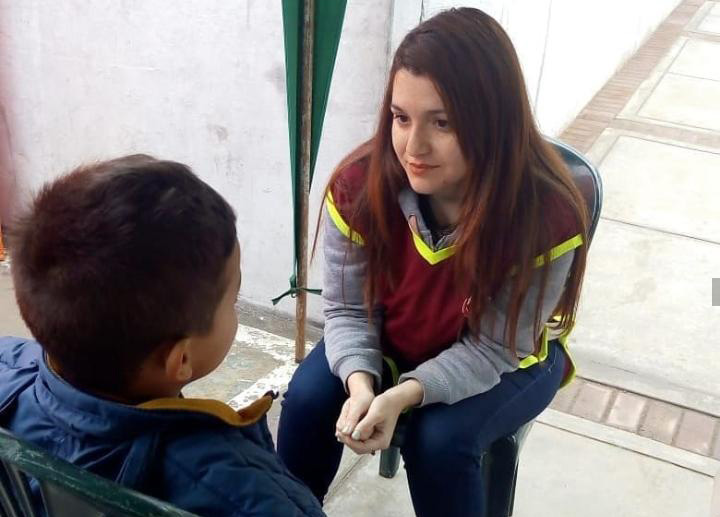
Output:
[8, 155, 237, 393]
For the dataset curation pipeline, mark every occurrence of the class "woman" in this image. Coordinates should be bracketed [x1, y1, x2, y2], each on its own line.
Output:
[278, 7, 588, 516]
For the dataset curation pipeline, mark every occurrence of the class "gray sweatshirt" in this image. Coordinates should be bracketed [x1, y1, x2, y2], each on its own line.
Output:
[323, 188, 575, 406]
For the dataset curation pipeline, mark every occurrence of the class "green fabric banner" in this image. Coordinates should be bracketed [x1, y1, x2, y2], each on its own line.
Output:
[274, 0, 347, 305]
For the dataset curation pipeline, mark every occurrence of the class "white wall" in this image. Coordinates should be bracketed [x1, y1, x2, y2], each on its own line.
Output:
[0, 0, 681, 322]
[306, 1, 393, 322]
[0, 0, 392, 321]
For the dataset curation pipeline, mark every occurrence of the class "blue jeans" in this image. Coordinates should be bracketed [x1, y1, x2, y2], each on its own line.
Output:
[277, 339, 566, 517]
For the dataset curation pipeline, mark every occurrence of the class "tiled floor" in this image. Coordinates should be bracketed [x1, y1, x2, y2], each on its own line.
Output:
[561, 0, 720, 152]
[618, 36, 720, 133]
[671, 38, 720, 81]
[572, 217, 720, 409]
[596, 133, 720, 240]
[325, 417, 715, 517]
[551, 378, 720, 460]
[561, 0, 720, 429]
[691, 1, 720, 35]
[640, 73, 720, 130]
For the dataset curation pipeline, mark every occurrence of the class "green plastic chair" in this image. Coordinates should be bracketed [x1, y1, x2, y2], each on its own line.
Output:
[0, 428, 198, 517]
[378, 138, 603, 517]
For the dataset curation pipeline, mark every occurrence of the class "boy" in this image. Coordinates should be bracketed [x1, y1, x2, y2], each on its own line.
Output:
[0, 155, 324, 516]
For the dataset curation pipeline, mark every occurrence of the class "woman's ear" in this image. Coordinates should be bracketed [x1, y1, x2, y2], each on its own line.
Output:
[164, 339, 193, 383]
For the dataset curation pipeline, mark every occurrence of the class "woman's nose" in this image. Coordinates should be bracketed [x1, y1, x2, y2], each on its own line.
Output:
[406, 126, 431, 157]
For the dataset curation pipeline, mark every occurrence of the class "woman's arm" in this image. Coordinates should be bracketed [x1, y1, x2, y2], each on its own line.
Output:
[397, 251, 575, 407]
[322, 209, 384, 391]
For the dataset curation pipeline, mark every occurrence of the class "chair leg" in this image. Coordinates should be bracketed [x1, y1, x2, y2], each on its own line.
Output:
[0, 461, 38, 517]
[508, 463, 519, 516]
[0, 470, 22, 517]
[508, 422, 532, 516]
[378, 406, 409, 479]
[487, 442, 517, 517]
[378, 447, 401, 479]
[485, 421, 533, 517]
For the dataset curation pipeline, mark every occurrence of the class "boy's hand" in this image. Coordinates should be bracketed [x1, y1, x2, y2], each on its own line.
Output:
[336, 371, 375, 436]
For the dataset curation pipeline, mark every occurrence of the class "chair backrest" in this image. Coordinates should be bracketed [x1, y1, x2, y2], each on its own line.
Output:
[546, 137, 603, 244]
[0, 429, 197, 517]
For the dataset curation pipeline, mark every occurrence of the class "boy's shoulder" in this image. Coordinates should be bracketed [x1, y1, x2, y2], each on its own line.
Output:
[0, 337, 43, 406]
[0, 336, 43, 366]
[157, 417, 324, 516]
[0, 338, 324, 516]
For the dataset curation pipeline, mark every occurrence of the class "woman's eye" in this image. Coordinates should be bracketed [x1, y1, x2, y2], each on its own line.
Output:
[392, 113, 409, 124]
[435, 119, 449, 129]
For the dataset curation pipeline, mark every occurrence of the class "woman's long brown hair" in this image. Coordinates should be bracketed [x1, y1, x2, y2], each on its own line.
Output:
[318, 8, 588, 357]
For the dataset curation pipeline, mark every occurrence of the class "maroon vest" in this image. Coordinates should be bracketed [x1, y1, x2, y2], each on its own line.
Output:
[378, 211, 467, 364]
[330, 162, 578, 366]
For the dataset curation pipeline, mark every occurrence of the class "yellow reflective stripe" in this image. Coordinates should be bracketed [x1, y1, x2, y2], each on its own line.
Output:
[517, 355, 538, 369]
[326, 190, 457, 263]
[533, 234, 584, 268]
[553, 314, 577, 387]
[557, 333, 577, 388]
[411, 230, 456, 265]
[326, 192, 365, 245]
[518, 325, 550, 369]
[518, 316, 577, 387]
[383, 355, 400, 386]
[382, 355, 414, 414]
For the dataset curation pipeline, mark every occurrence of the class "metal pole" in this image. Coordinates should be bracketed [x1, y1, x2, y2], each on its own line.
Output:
[295, 0, 314, 363]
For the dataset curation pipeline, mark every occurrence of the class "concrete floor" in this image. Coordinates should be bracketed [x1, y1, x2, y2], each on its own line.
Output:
[323, 415, 715, 517]
[572, 28, 720, 417]
[0, 266, 30, 339]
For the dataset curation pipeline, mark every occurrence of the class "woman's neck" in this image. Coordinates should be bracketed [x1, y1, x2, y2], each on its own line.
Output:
[428, 194, 462, 227]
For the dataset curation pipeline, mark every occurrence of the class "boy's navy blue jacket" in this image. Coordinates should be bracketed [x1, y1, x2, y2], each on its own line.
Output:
[0, 337, 325, 517]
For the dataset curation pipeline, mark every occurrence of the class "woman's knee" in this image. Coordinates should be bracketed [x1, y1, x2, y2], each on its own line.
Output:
[402, 414, 478, 471]
[281, 341, 346, 419]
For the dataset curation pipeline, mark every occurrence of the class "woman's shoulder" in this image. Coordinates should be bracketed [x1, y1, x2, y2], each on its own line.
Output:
[330, 158, 369, 208]
[540, 187, 584, 249]
[328, 158, 368, 219]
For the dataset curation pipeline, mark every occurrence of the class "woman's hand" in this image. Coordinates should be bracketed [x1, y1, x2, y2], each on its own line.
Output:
[336, 371, 376, 437]
[338, 379, 424, 455]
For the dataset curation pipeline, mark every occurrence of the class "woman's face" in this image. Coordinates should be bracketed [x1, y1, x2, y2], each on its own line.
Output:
[390, 68, 469, 202]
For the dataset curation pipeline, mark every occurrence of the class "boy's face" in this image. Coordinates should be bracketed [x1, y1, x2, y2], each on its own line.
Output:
[189, 240, 242, 380]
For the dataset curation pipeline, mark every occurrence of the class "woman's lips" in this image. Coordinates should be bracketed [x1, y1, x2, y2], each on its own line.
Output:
[407, 162, 438, 176]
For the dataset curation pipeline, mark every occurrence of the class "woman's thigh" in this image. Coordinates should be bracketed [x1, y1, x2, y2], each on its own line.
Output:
[400, 342, 566, 516]
[403, 341, 566, 467]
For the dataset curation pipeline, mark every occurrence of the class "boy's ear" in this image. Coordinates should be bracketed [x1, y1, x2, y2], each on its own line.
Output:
[164, 339, 193, 383]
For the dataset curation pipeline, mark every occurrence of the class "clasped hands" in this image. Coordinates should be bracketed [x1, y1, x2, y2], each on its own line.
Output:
[335, 371, 423, 455]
